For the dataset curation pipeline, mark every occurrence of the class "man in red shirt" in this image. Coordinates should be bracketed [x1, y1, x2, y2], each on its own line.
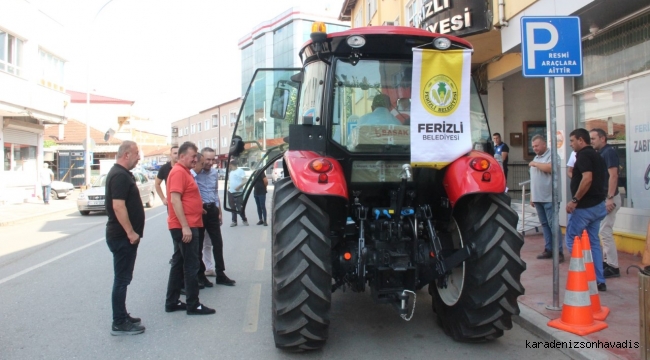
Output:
[164, 142, 215, 315]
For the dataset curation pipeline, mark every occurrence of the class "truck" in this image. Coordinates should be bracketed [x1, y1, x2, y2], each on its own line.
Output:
[224, 24, 526, 351]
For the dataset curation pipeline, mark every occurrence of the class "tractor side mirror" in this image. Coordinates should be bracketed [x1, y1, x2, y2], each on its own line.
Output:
[229, 135, 245, 156]
[270, 88, 290, 120]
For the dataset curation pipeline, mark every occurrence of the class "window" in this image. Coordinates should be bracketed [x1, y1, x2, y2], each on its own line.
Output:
[205, 120, 209, 130]
[211, 138, 216, 148]
[222, 115, 227, 126]
[222, 137, 229, 147]
[197, 140, 201, 149]
[185, 127, 189, 136]
[230, 111, 237, 125]
[197, 122, 202, 132]
[354, 9, 363, 28]
[212, 115, 219, 127]
[406, 0, 421, 27]
[191, 124, 196, 134]
[38, 49, 65, 90]
[367, 0, 377, 24]
[0, 31, 24, 76]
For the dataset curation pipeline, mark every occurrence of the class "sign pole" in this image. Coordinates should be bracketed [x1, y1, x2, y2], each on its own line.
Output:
[546, 77, 561, 311]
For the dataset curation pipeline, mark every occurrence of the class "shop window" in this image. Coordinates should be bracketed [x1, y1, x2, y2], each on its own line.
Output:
[4, 143, 36, 171]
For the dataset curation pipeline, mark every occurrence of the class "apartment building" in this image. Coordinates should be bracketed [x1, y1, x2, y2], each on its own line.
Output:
[171, 98, 242, 169]
[0, 0, 71, 203]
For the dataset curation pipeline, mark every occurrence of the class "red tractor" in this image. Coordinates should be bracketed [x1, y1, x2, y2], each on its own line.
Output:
[225, 24, 525, 351]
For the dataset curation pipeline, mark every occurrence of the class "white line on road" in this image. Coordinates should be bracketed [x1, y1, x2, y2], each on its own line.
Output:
[0, 211, 167, 286]
[254, 248, 265, 271]
[243, 283, 262, 333]
[260, 229, 268, 243]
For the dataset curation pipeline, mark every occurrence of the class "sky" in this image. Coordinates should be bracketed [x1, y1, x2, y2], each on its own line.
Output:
[30, 0, 344, 134]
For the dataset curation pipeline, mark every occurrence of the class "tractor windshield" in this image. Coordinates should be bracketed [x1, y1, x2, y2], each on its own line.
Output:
[331, 59, 490, 153]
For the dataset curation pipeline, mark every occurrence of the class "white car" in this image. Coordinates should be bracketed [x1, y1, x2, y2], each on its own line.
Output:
[272, 159, 284, 183]
[77, 171, 155, 215]
[240, 167, 254, 179]
[50, 181, 75, 200]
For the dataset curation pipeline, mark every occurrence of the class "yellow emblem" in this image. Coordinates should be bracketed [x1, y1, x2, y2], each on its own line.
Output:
[422, 74, 459, 116]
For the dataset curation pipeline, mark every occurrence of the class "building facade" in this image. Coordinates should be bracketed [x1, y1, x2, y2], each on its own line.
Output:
[0, 0, 71, 203]
[339, 0, 650, 254]
[171, 97, 242, 168]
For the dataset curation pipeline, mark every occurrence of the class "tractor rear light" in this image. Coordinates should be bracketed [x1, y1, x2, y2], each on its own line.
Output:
[343, 252, 352, 261]
[469, 158, 490, 171]
[429, 251, 436, 258]
[309, 159, 333, 173]
[318, 173, 328, 184]
[481, 172, 491, 182]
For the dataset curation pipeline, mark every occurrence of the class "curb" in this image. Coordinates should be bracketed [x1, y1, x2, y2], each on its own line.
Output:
[514, 302, 622, 360]
[0, 206, 77, 227]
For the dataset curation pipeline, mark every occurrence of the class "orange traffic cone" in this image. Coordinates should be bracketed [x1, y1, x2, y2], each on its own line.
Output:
[548, 236, 608, 335]
[581, 230, 610, 321]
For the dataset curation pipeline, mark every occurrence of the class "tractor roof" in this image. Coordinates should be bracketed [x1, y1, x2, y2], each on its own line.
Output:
[300, 26, 473, 61]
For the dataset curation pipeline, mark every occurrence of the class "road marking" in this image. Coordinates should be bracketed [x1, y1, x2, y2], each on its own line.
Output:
[260, 229, 268, 243]
[254, 248, 265, 270]
[243, 283, 262, 333]
[0, 210, 167, 286]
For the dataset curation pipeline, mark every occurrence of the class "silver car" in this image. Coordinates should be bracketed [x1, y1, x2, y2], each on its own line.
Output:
[77, 171, 155, 215]
[50, 180, 74, 200]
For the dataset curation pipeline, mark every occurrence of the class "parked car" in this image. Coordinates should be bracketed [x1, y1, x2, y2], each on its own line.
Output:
[77, 171, 155, 215]
[50, 180, 75, 200]
[240, 167, 253, 179]
[271, 159, 284, 183]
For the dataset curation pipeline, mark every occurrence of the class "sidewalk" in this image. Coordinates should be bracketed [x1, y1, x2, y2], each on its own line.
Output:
[0, 191, 79, 226]
[514, 202, 642, 360]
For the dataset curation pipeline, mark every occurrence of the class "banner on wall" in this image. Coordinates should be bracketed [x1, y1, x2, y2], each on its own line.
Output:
[410, 48, 473, 168]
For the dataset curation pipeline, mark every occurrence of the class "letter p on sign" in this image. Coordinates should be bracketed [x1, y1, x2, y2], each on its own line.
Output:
[525, 22, 558, 70]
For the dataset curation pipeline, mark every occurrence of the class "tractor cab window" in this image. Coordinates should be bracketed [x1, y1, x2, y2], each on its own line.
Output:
[331, 58, 490, 154]
[332, 59, 412, 154]
[297, 61, 327, 125]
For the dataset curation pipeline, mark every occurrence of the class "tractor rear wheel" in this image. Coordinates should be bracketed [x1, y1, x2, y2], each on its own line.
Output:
[431, 193, 525, 341]
[271, 178, 331, 351]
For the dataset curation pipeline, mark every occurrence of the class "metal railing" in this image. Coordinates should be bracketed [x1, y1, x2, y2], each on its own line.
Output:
[519, 180, 531, 234]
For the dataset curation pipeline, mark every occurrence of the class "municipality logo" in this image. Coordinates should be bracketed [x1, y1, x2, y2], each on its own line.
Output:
[423, 75, 459, 116]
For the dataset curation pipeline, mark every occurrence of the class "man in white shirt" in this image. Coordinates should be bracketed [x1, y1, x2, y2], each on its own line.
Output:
[227, 159, 248, 227]
[40, 163, 54, 204]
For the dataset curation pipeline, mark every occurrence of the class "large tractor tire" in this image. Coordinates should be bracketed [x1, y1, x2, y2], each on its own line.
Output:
[271, 178, 331, 351]
[430, 193, 525, 341]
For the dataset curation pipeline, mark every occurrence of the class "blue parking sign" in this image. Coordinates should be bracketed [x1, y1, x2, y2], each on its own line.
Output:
[521, 16, 582, 77]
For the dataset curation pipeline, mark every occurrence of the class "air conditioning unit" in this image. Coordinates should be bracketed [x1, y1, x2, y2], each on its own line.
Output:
[382, 21, 396, 26]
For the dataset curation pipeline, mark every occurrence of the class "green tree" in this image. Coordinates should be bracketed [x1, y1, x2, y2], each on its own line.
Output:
[43, 140, 57, 148]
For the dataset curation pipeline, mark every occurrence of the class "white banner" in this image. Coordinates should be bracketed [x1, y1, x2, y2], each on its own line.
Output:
[410, 48, 473, 168]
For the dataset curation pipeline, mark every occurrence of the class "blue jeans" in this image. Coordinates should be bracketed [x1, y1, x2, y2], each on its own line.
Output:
[534, 202, 563, 254]
[565, 201, 607, 284]
[106, 236, 139, 323]
[254, 194, 267, 222]
[42, 185, 51, 203]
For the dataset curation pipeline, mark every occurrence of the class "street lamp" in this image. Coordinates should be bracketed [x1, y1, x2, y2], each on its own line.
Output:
[85, 0, 116, 187]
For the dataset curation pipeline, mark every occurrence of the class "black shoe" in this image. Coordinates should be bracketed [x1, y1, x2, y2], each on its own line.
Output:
[187, 304, 216, 315]
[198, 282, 205, 290]
[263, 221, 268, 226]
[256, 220, 264, 225]
[111, 320, 145, 335]
[603, 264, 620, 278]
[216, 273, 236, 286]
[165, 301, 187, 313]
[127, 313, 141, 325]
[597, 283, 607, 292]
[559, 253, 565, 263]
[536, 251, 552, 259]
[201, 278, 214, 288]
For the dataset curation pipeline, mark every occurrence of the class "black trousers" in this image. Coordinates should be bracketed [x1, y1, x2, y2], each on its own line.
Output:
[228, 192, 247, 223]
[199, 205, 226, 274]
[106, 236, 138, 323]
[166, 228, 200, 310]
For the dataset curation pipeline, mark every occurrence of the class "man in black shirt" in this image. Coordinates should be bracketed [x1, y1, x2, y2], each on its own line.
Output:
[155, 145, 179, 207]
[565, 128, 608, 290]
[105, 140, 146, 335]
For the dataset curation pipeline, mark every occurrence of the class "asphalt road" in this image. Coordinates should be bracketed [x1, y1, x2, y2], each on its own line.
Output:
[0, 191, 570, 360]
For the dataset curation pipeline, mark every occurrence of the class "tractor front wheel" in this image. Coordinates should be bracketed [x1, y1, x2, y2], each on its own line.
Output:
[271, 178, 331, 351]
[431, 193, 526, 341]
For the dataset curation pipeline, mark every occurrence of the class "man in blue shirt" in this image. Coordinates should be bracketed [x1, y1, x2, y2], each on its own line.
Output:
[358, 94, 401, 126]
[493, 133, 509, 180]
[590, 128, 621, 278]
[228, 159, 249, 227]
[196, 147, 235, 286]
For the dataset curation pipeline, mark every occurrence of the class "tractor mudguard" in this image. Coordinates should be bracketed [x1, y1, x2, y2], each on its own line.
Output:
[443, 150, 506, 207]
[284, 150, 348, 200]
